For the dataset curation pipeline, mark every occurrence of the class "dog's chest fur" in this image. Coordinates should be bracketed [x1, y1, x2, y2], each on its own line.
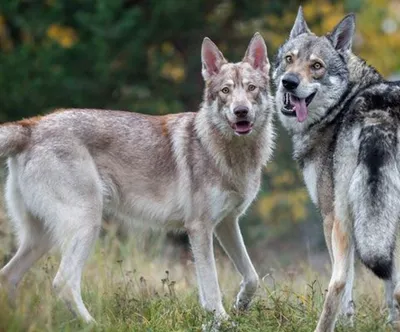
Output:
[206, 172, 261, 223]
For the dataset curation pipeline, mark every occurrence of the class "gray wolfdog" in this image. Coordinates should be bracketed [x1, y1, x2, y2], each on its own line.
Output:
[0, 33, 274, 324]
[274, 7, 400, 332]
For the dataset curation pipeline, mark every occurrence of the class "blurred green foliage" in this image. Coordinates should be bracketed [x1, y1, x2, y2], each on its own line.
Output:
[0, 0, 287, 120]
[0, 0, 399, 246]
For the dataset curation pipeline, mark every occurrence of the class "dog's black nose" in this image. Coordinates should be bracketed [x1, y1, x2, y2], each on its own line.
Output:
[234, 106, 249, 118]
[282, 73, 300, 90]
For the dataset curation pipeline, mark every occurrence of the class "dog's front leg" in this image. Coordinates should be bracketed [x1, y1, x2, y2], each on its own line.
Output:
[315, 217, 353, 332]
[214, 216, 259, 311]
[187, 223, 228, 320]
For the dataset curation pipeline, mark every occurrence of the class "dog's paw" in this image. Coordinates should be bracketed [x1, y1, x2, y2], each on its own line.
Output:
[337, 314, 354, 329]
[234, 290, 255, 312]
[233, 297, 251, 312]
[384, 302, 400, 327]
[337, 300, 355, 327]
[233, 278, 258, 312]
[390, 320, 400, 332]
[82, 315, 97, 325]
[202, 317, 236, 332]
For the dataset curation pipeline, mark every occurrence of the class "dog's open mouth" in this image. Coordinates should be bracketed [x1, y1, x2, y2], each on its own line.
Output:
[232, 121, 253, 135]
[281, 92, 316, 122]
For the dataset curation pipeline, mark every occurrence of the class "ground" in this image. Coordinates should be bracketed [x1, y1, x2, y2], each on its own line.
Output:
[0, 225, 393, 332]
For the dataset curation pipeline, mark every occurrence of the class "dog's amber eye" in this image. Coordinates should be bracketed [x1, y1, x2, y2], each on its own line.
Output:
[285, 55, 292, 64]
[248, 84, 256, 91]
[312, 62, 323, 70]
[221, 87, 230, 94]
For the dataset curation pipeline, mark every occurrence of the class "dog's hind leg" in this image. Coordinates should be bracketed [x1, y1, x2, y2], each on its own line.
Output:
[389, 258, 400, 328]
[0, 176, 52, 303]
[52, 209, 101, 324]
[0, 225, 51, 303]
[315, 217, 353, 332]
[323, 214, 334, 265]
[323, 213, 355, 325]
[385, 276, 397, 324]
[214, 215, 259, 311]
[339, 250, 355, 325]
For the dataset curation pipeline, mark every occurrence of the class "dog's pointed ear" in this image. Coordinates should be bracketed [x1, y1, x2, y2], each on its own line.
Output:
[328, 14, 355, 52]
[243, 32, 270, 73]
[290, 6, 310, 39]
[201, 37, 227, 81]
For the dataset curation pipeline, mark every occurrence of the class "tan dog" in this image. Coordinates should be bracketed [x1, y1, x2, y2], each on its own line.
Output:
[0, 33, 274, 324]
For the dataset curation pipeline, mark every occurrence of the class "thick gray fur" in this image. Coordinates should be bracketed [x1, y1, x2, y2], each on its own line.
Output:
[274, 7, 400, 332]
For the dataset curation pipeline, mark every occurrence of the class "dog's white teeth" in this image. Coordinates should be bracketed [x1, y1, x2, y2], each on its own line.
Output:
[284, 93, 291, 107]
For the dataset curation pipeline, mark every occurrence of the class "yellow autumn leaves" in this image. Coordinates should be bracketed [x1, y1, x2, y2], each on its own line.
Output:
[160, 42, 185, 83]
[147, 42, 186, 83]
[258, 169, 309, 224]
[0, 15, 13, 51]
[47, 24, 78, 48]
[0, 17, 78, 50]
[265, 0, 400, 76]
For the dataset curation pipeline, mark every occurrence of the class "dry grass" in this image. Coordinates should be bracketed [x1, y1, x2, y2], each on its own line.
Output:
[0, 209, 394, 331]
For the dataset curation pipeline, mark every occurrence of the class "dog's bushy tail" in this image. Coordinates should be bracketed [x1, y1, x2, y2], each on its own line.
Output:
[349, 124, 399, 279]
[0, 123, 30, 157]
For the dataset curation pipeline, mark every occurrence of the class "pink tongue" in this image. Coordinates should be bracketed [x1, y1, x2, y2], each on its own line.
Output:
[235, 121, 251, 133]
[291, 96, 308, 122]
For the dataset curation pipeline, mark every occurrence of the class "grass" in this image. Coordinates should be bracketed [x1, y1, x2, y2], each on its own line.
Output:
[0, 228, 393, 332]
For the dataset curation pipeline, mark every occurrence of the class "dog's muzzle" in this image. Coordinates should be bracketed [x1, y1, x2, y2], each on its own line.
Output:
[230, 120, 253, 135]
[281, 91, 316, 122]
[230, 106, 253, 135]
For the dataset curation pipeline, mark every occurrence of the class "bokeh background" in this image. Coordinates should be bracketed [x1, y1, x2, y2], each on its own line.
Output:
[1, 0, 400, 273]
